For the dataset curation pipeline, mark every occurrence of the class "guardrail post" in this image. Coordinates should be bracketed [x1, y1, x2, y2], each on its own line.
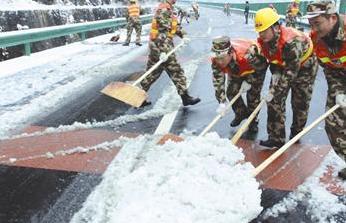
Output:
[24, 43, 31, 56]
[80, 32, 86, 41]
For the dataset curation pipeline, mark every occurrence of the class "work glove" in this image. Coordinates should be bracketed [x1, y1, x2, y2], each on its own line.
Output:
[336, 94, 346, 108]
[183, 36, 190, 44]
[216, 103, 227, 116]
[271, 73, 280, 85]
[159, 52, 169, 62]
[265, 92, 274, 102]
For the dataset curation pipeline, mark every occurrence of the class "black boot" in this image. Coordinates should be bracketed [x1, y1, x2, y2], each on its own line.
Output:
[259, 139, 284, 148]
[230, 113, 248, 127]
[289, 133, 301, 144]
[248, 122, 258, 133]
[136, 42, 142, 46]
[139, 100, 151, 108]
[338, 168, 346, 180]
[181, 93, 201, 106]
[122, 42, 129, 46]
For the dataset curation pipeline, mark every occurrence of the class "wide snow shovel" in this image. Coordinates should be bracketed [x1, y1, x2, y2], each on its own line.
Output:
[101, 41, 186, 108]
[199, 82, 251, 137]
[231, 98, 266, 144]
[252, 104, 341, 177]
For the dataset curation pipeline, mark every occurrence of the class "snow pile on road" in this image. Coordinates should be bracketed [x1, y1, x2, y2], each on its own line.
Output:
[71, 133, 262, 223]
[262, 150, 346, 222]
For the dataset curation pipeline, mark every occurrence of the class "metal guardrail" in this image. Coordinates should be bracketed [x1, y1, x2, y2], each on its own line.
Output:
[196, 2, 310, 30]
[0, 14, 153, 56]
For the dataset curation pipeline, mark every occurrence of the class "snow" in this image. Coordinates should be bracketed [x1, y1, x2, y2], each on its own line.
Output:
[70, 133, 262, 223]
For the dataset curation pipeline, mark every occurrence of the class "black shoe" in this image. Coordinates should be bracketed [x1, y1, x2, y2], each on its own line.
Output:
[248, 124, 258, 133]
[139, 100, 151, 108]
[122, 43, 129, 46]
[136, 42, 142, 46]
[181, 93, 201, 106]
[259, 139, 284, 148]
[289, 134, 301, 144]
[230, 113, 248, 127]
[338, 168, 346, 180]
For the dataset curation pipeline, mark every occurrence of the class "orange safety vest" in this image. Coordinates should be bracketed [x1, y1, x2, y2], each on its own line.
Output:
[310, 16, 346, 69]
[212, 39, 257, 77]
[290, 5, 299, 16]
[150, 3, 178, 40]
[258, 26, 313, 67]
[128, 4, 140, 17]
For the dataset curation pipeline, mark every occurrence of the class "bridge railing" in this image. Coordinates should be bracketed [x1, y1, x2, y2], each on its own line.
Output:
[192, 1, 311, 30]
[0, 14, 153, 56]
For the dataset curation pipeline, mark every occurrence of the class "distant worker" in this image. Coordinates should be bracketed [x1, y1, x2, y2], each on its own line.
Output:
[244, 1, 250, 24]
[140, 0, 201, 107]
[304, 0, 346, 180]
[123, 0, 142, 46]
[269, 4, 277, 13]
[285, 0, 302, 28]
[177, 7, 190, 24]
[211, 36, 268, 132]
[191, 1, 200, 20]
[254, 8, 318, 148]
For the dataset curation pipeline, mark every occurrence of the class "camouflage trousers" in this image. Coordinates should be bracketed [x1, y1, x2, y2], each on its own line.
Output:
[125, 17, 142, 44]
[140, 39, 187, 95]
[285, 16, 297, 28]
[226, 71, 265, 122]
[324, 68, 346, 161]
[267, 56, 318, 143]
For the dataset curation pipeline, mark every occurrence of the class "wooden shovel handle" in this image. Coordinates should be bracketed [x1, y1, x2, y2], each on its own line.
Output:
[199, 90, 242, 136]
[132, 41, 185, 86]
[252, 104, 340, 177]
[231, 99, 266, 144]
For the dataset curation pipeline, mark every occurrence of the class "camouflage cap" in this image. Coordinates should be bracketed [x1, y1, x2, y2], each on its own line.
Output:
[304, 0, 337, 19]
[211, 36, 231, 52]
[129, 0, 136, 3]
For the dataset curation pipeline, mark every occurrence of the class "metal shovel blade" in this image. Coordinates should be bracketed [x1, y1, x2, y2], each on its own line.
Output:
[101, 82, 148, 108]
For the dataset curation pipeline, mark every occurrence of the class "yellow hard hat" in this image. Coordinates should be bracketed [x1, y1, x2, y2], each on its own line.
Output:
[294, 0, 300, 3]
[254, 8, 280, 32]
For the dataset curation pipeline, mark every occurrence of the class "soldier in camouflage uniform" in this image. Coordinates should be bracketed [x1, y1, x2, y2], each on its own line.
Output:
[304, 0, 346, 179]
[211, 36, 268, 132]
[254, 7, 318, 148]
[285, 0, 301, 28]
[123, 0, 142, 46]
[139, 0, 200, 107]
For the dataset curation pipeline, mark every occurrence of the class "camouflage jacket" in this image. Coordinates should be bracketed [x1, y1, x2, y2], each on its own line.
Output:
[212, 44, 267, 103]
[155, 3, 184, 40]
[266, 26, 314, 95]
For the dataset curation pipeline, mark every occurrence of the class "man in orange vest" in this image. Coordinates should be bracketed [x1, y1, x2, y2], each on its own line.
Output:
[254, 8, 318, 148]
[304, 0, 346, 179]
[123, 0, 142, 46]
[139, 0, 200, 107]
[211, 36, 268, 132]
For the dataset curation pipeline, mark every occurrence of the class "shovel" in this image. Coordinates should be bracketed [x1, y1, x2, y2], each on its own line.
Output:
[231, 98, 266, 144]
[199, 81, 251, 136]
[101, 40, 186, 108]
[252, 104, 341, 177]
[158, 82, 251, 144]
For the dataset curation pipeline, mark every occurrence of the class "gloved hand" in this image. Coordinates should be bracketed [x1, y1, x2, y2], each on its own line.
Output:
[266, 92, 274, 102]
[271, 73, 280, 85]
[159, 52, 168, 62]
[216, 103, 227, 116]
[336, 94, 346, 108]
[183, 37, 191, 44]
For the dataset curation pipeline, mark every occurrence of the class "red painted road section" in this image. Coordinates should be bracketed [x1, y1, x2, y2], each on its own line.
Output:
[0, 126, 343, 195]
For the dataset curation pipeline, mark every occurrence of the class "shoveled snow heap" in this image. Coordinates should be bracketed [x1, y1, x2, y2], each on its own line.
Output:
[71, 133, 262, 223]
